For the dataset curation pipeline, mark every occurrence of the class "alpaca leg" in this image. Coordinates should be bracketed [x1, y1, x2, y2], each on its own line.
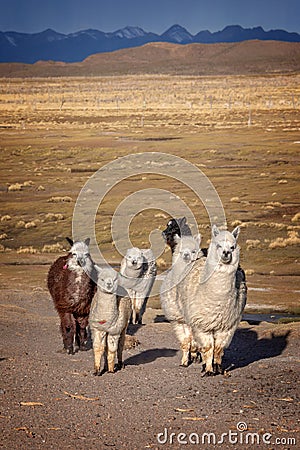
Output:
[130, 293, 137, 324]
[116, 328, 126, 370]
[180, 337, 191, 367]
[59, 312, 76, 354]
[172, 322, 190, 367]
[107, 335, 119, 373]
[214, 329, 236, 374]
[190, 338, 202, 364]
[75, 315, 89, 351]
[133, 294, 144, 324]
[138, 295, 148, 324]
[92, 329, 106, 375]
[192, 328, 214, 375]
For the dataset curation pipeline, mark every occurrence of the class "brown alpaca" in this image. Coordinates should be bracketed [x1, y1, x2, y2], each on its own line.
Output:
[47, 238, 97, 354]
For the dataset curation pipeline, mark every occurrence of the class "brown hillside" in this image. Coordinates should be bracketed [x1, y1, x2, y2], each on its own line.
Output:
[0, 40, 300, 77]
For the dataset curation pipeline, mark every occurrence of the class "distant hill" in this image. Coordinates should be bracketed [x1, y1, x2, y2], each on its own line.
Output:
[0, 24, 300, 63]
[1, 40, 299, 77]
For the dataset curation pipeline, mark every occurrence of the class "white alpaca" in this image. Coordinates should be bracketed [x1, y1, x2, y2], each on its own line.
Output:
[119, 247, 156, 324]
[160, 234, 203, 366]
[179, 225, 247, 376]
[89, 268, 131, 375]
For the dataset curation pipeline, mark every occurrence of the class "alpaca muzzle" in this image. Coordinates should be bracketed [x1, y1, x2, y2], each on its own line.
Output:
[221, 251, 232, 263]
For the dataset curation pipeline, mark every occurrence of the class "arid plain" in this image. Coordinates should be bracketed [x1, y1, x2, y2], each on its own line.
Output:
[0, 73, 299, 311]
[0, 71, 300, 449]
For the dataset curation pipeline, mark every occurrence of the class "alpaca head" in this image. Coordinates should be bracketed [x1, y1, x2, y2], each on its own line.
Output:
[66, 237, 91, 270]
[174, 234, 201, 263]
[96, 267, 118, 294]
[162, 217, 192, 251]
[211, 225, 240, 265]
[124, 247, 144, 270]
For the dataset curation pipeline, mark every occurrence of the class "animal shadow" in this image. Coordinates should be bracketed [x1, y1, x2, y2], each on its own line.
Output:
[127, 323, 144, 336]
[125, 348, 178, 366]
[224, 328, 290, 371]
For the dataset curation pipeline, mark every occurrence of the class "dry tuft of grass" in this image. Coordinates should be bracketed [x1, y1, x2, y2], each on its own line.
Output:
[44, 213, 65, 222]
[41, 243, 65, 253]
[1, 215, 12, 222]
[24, 221, 37, 229]
[8, 183, 23, 192]
[246, 239, 261, 250]
[23, 180, 35, 187]
[15, 220, 26, 229]
[17, 246, 39, 254]
[245, 269, 255, 276]
[269, 230, 300, 249]
[47, 196, 73, 203]
[156, 257, 167, 269]
[231, 220, 243, 227]
[291, 212, 300, 223]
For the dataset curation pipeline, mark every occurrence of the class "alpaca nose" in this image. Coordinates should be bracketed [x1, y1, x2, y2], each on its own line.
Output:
[132, 259, 137, 265]
[183, 252, 190, 261]
[223, 250, 230, 257]
[77, 257, 85, 267]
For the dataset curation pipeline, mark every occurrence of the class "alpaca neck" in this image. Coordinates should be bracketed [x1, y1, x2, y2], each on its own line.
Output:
[171, 253, 189, 280]
[95, 291, 119, 326]
[123, 265, 141, 279]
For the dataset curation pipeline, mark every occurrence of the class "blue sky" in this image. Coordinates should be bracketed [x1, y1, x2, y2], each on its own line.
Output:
[1, 0, 299, 34]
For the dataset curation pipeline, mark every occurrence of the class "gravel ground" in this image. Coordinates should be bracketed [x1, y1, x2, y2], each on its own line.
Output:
[0, 289, 299, 449]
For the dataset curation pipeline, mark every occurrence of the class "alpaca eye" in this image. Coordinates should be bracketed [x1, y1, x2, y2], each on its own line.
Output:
[231, 246, 235, 251]
[72, 253, 76, 257]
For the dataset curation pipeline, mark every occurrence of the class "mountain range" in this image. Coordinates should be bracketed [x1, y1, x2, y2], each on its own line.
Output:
[1, 41, 299, 78]
[1, 24, 300, 63]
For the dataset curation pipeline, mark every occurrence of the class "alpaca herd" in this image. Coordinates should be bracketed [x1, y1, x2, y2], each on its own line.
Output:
[47, 217, 247, 377]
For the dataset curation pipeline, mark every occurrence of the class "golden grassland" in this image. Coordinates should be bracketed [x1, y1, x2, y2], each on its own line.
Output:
[0, 73, 299, 312]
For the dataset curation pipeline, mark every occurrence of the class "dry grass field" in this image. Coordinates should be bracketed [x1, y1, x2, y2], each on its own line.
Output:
[0, 73, 299, 312]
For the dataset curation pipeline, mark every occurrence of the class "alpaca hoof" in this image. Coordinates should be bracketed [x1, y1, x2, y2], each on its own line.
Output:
[202, 370, 215, 377]
[67, 347, 74, 355]
[115, 362, 125, 372]
[79, 343, 89, 351]
[93, 369, 101, 376]
[180, 361, 189, 367]
[213, 364, 224, 375]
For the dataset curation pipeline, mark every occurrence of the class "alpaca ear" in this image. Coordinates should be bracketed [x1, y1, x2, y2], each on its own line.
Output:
[194, 233, 201, 245]
[181, 217, 187, 224]
[94, 264, 102, 274]
[66, 237, 74, 247]
[84, 238, 90, 247]
[212, 225, 220, 237]
[232, 226, 240, 240]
